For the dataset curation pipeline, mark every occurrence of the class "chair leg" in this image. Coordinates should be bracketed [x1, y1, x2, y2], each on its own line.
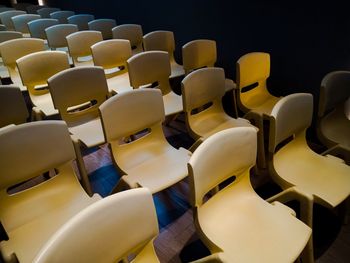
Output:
[300, 197, 314, 263]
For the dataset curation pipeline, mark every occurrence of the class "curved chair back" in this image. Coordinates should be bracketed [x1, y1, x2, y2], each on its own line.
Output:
[50, 10, 75, 24]
[0, 31, 22, 43]
[45, 24, 78, 49]
[112, 24, 143, 52]
[0, 10, 26, 30]
[143, 30, 175, 53]
[67, 14, 95, 31]
[0, 7, 14, 13]
[33, 188, 159, 263]
[0, 86, 29, 128]
[88, 18, 116, 40]
[37, 7, 60, 18]
[12, 14, 40, 33]
[182, 39, 217, 74]
[28, 18, 59, 39]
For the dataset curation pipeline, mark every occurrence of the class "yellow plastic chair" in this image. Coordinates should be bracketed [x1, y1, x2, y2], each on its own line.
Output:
[91, 39, 133, 94]
[0, 86, 29, 128]
[189, 127, 312, 263]
[0, 10, 26, 31]
[317, 71, 350, 164]
[67, 14, 95, 31]
[143, 30, 185, 78]
[36, 7, 60, 18]
[66, 30, 103, 67]
[0, 38, 45, 90]
[33, 188, 160, 263]
[16, 50, 70, 119]
[50, 10, 75, 24]
[182, 67, 253, 141]
[48, 66, 109, 195]
[88, 18, 116, 40]
[11, 14, 40, 36]
[27, 18, 59, 40]
[268, 93, 350, 260]
[0, 121, 101, 263]
[127, 51, 183, 117]
[0, 31, 22, 78]
[112, 24, 143, 54]
[99, 89, 191, 194]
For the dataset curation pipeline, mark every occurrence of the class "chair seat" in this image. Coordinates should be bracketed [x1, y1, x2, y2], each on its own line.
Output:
[31, 92, 58, 116]
[74, 56, 94, 67]
[197, 172, 311, 263]
[274, 134, 350, 207]
[224, 78, 236, 92]
[170, 60, 185, 78]
[106, 71, 133, 94]
[8, 67, 26, 91]
[0, 64, 9, 79]
[69, 117, 105, 148]
[163, 91, 183, 116]
[132, 239, 159, 263]
[244, 92, 280, 115]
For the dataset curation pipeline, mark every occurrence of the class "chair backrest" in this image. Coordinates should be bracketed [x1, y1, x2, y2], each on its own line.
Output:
[0, 86, 29, 128]
[12, 14, 40, 33]
[48, 66, 109, 125]
[50, 10, 75, 24]
[91, 39, 132, 70]
[45, 24, 78, 49]
[0, 10, 26, 30]
[127, 51, 172, 94]
[0, 31, 22, 44]
[0, 120, 76, 191]
[88, 18, 116, 40]
[67, 14, 95, 31]
[143, 30, 175, 54]
[37, 7, 60, 18]
[26, 5, 44, 14]
[112, 24, 143, 51]
[182, 67, 225, 113]
[188, 127, 257, 207]
[0, 24, 6, 31]
[16, 50, 70, 96]
[0, 7, 14, 13]
[269, 93, 313, 152]
[319, 71, 350, 117]
[182, 39, 217, 74]
[33, 188, 158, 263]
[66, 30, 103, 61]
[100, 89, 165, 142]
[0, 38, 45, 70]
[28, 18, 59, 39]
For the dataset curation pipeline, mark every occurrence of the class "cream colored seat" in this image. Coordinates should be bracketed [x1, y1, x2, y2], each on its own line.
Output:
[50, 10, 75, 24]
[91, 39, 133, 94]
[127, 51, 183, 117]
[88, 18, 116, 40]
[99, 89, 191, 194]
[0, 10, 26, 31]
[112, 24, 143, 54]
[189, 127, 312, 263]
[37, 7, 60, 18]
[66, 30, 103, 67]
[67, 14, 95, 31]
[0, 86, 29, 128]
[143, 30, 185, 78]
[16, 50, 70, 119]
[182, 67, 253, 141]
[0, 31, 22, 78]
[28, 18, 59, 40]
[0, 121, 101, 263]
[317, 71, 350, 164]
[48, 66, 109, 194]
[0, 38, 45, 90]
[11, 14, 40, 36]
[33, 188, 160, 263]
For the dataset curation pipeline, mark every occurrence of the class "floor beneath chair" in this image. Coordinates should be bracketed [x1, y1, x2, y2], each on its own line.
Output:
[82, 114, 349, 263]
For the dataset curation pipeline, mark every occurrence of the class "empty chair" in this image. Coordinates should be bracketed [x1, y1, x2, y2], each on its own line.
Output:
[182, 67, 253, 141]
[318, 71, 350, 164]
[91, 39, 133, 94]
[45, 24, 78, 50]
[143, 30, 185, 78]
[16, 50, 70, 119]
[0, 38, 45, 90]
[48, 66, 109, 194]
[0, 10, 26, 31]
[100, 89, 191, 194]
[12, 13, 40, 36]
[50, 10, 75, 24]
[189, 127, 312, 262]
[0, 31, 22, 78]
[88, 18, 116, 40]
[67, 14, 95, 31]
[127, 51, 183, 117]
[26, 4, 44, 14]
[28, 18, 59, 40]
[66, 30, 103, 67]
[37, 7, 60, 18]
[33, 188, 160, 263]
[112, 24, 143, 54]
[0, 121, 101, 263]
[0, 86, 29, 128]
